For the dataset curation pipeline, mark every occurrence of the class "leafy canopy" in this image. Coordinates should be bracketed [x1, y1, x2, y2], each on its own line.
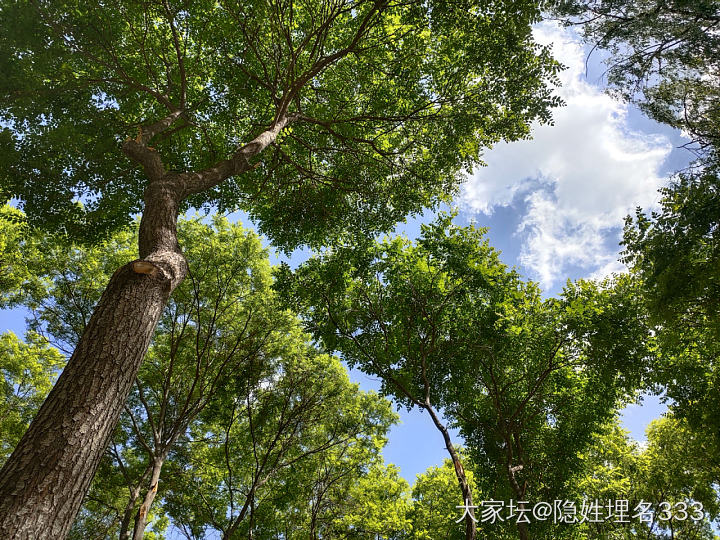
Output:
[0, 211, 405, 538]
[551, 0, 720, 162]
[553, 0, 720, 467]
[574, 415, 719, 539]
[278, 214, 653, 538]
[0, 332, 64, 465]
[0, 0, 561, 248]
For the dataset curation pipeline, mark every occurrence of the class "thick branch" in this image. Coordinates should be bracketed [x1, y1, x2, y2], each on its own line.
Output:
[122, 110, 184, 180]
[180, 114, 299, 197]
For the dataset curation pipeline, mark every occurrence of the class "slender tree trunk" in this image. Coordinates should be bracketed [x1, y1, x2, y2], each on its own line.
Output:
[119, 465, 153, 540]
[0, 179, 186, 539]
[507, 471, 530, 540]
[424, 401, 477, 540]
[119, 493, 139, 540]
[504, 437, 530, 540]
[131, 457, 165, 540]
[223, 481, 263, 540]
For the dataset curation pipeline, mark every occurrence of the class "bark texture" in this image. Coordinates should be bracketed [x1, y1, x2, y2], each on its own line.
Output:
[0, 112, 288, 537]
[0, 258, 181, 539]
[0, 170, 186, 538]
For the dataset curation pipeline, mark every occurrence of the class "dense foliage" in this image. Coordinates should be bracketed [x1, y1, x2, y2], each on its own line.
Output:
[1, 212, 718, 538]
[0, 2, 565, 528]
[278, 215, 656, 539]
[573, 415, 719, 539]
[1, 0, 719, 536]
[0, 0, 561, 248]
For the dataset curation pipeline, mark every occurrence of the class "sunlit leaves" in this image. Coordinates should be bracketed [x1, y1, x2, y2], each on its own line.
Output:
[1, 0, 560, 249]
[0, 332, 64, 464]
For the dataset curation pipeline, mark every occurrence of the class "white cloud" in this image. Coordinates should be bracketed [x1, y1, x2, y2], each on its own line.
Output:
[587, 258, 629, 283]
[462, 22, 672, 288]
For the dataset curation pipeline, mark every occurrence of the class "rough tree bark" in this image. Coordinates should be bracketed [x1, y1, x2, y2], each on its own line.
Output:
[0, 111, 292, 539]
[0, 227, 185, 539]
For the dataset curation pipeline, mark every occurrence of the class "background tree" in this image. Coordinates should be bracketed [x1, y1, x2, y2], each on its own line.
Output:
[0, 0, 562, 534]
[163, 352, 401, 539]
[279, 215, 653, 540]
[0, 205, 33, 300]
[573, 415, 719, 539]
[550, 0, 719, 163]
[0, 332, 64, 464]
[549, 0, 720, 324]
[57, 216, 302, 540]
[277, 216, 500, 539]
[453, 274, 653, 540]
[1, 213, 407, 538]
[325, 463, 411, 539]
[549, 0, 720, 330]
[551, 0, 720, 493]
[621, 175, 720, 461]
[409, 453, 478, 540]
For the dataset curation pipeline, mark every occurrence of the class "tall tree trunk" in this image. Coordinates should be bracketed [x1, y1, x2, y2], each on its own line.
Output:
[131, 457, 165, 540]
[507, 470, 530, 540]
[424, 400, 477, 540]
[0, 113, 286, 538]
[0, 179, 186, 539]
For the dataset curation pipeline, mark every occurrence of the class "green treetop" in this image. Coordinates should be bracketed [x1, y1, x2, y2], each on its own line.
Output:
[0, 4, 564, 532]
[1, 0, 561, 249]
[574, 414, 719, 539]
[0, 332, 64, 464]
[278, 214, 653, 540]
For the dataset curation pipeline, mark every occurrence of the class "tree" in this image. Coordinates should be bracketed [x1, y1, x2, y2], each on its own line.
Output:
[2, 212, 407, 538]
[452, 275, 655, 540]
[548, 0, 720, 322]
[621, 173, 720, 458]
[162, 352, 401, 539]
[550, 0, 720, 163]
[0, 332, 64, 465]
[277, 216, 500, 539]
[279, 215, 652, 540]
[573, 421, 639, 540]
[57, 216, 302, 540]
[0, 205, 32, 299]
[8, 214, 325, 538]
[551, 0, 720, 490]
[0, 0, 562, 534]
[550, 0, 720, 306]
[326, 463, 411, 539]
[409, 454, 478, 540]
[573, 415, 719, 539]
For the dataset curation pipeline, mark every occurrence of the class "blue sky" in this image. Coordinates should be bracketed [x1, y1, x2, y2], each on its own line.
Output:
[0, 22, 693, 488]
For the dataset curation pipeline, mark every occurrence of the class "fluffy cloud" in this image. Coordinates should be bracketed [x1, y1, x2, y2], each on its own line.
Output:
[462, 23, 673, 288]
